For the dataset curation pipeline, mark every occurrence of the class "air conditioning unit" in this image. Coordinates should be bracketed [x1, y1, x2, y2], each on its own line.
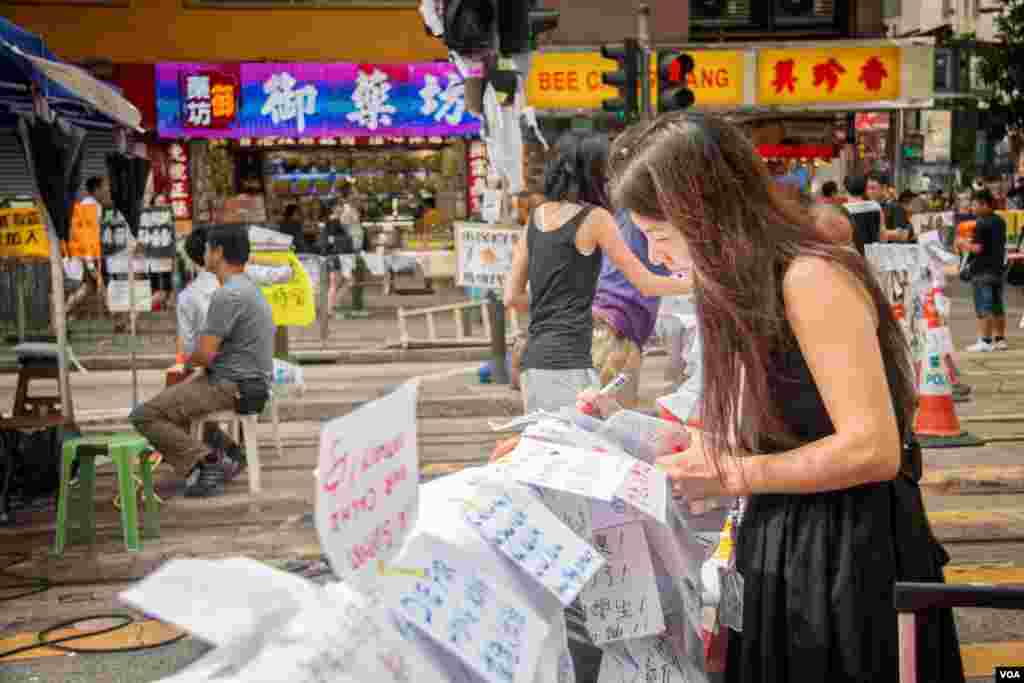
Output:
[690, 0, 754, 27]
[773, 0, 838, 26]
[978, 0, 1003, 12]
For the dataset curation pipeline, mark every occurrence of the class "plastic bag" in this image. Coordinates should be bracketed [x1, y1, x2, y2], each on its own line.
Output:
[272, 359, 305, 396]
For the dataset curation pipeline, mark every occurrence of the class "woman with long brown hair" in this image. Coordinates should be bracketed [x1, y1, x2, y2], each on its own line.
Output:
[608, 113, 963, 682]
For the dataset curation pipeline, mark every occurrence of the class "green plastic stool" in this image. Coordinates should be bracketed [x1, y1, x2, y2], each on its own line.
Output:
[54, 432, 160, 556]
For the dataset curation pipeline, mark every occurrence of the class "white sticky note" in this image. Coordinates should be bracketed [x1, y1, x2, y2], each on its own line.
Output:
[462, 485, 605, 606]
[533, 488, 593, 540]
[384, 536, 550, 683]
[590, 498, 644, 532]
[487, 438, 634, 502]
[624, 635, 702, 683]
[614, 460, 669, 525]
[316, 381, 419, 589]
[580, 523, 665, 646]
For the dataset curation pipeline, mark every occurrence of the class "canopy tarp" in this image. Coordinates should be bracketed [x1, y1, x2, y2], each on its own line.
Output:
[0, 17, 141, 130]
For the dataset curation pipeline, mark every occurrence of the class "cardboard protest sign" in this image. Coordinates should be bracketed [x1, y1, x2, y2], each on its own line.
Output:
[0, 207, 49, 259]
[462, 485, 605, 606]
[581, 522, 666, 646]
[316, 381, 419, 590]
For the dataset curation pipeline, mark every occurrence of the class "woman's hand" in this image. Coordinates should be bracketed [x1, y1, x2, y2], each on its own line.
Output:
[656, 430, 747, 500]
[576, 388, 622, 419]
[490, 436, 521, 463]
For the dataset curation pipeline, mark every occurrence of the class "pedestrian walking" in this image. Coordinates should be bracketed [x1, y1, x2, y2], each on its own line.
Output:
[502, 131, 689, 416]
[959, 188, 1009, 352]
[609, 111, 964, 683]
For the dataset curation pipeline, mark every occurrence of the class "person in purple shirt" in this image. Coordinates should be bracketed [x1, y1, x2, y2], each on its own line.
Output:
[591, 209, 672, 408]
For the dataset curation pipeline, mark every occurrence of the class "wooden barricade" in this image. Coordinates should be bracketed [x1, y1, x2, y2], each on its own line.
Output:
[395, 300, 523, 349]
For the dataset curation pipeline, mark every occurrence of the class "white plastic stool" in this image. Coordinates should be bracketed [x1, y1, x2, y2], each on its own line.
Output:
[190, 395, 282, 494]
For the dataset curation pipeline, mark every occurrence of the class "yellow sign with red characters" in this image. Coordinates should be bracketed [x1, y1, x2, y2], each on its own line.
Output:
[757, 47, 902, 106]
[0, 207, 50, 260]
[526, 50, 744, 110]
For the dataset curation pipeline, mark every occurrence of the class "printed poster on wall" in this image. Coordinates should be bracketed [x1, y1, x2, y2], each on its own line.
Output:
[454, 222, 522, 290]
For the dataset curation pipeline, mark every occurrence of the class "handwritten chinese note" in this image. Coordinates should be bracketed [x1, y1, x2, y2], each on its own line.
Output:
[316, 381, 419, 589]
[386, 545, 549, 683]
[580, 522, 665, 646]
[462, 486, 605, 606]
[615, 461, 669, 525]
[591, 497, 644, 532]
[489, 438, 635, 502]
[534, 488, 592, 541]
[625, 634, 700, 683]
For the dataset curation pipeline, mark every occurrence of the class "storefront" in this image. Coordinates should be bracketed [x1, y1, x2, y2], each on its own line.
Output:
[522, 40, 936, 193]
[155, 61, 481, 261]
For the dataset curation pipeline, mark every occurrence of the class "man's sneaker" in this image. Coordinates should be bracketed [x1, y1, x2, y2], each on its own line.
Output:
[993, 339, 1010, 351]
[184, 455, 225, 498]
[965, 340, 994, 353]
[220, 446, 247, 483]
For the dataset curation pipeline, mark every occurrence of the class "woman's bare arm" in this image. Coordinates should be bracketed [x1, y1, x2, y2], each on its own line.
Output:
[583, 209, 691, 297]
[734, 257, 901, 494]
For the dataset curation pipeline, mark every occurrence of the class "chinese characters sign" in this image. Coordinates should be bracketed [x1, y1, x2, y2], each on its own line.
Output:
[166, 142, 192, 220]
[757, 47, 902, 106]
[157, 62, 480, 139]
[181, 70, 239, 129]
[0, 208, 49, 259]
[455, 222, 522, 290]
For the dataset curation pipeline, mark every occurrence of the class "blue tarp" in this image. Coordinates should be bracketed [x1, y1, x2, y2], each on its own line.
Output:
[0, 17, 122, 129]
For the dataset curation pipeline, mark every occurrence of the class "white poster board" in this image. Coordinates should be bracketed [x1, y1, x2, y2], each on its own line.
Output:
[106, 279, 153, 313]
[454, 222, 522, 290]
[316, 380, 420, 589]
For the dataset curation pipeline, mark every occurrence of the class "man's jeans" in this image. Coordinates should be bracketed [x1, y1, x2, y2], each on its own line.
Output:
[131, 375, 238, 477]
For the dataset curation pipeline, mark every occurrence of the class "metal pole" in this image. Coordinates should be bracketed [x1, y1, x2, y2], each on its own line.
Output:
[487, 290, 509, 385]
[637, 4, 653, 121]
[891, 109, 905, 192]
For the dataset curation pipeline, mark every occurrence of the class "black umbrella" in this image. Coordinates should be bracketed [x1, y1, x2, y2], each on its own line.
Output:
[106, 152, 151, 237]
[15, 113, 85, 242]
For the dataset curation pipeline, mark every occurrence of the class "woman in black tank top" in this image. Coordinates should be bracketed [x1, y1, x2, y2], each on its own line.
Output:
[609, 114, 963, 683]
[503, 132, 690, 416]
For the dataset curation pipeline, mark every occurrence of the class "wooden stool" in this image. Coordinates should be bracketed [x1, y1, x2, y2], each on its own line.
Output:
[13, 366, 63, 419]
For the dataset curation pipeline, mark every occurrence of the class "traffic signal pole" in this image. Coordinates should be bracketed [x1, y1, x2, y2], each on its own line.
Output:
[637, 4, 653, 121]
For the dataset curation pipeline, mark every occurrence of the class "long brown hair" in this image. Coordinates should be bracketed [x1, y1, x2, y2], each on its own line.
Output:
[609, 113, 915, 456]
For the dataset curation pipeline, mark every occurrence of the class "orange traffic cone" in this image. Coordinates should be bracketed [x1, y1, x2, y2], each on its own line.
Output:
[913, 322, 981, 448]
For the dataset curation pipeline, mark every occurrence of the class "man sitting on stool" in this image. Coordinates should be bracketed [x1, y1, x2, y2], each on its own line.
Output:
[132, 225, 275, 498]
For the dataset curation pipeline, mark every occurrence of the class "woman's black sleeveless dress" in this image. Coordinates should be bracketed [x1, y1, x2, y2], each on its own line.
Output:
[725, 339, 965, 683]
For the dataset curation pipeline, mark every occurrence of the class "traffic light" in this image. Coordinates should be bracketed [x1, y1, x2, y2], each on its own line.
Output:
[601, 39, 641, 120]
[658, 50, 696, 113]
[498, 1, 560, 56]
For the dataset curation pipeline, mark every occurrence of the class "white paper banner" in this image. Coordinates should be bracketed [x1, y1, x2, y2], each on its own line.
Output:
[316, 381, 420, 589]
